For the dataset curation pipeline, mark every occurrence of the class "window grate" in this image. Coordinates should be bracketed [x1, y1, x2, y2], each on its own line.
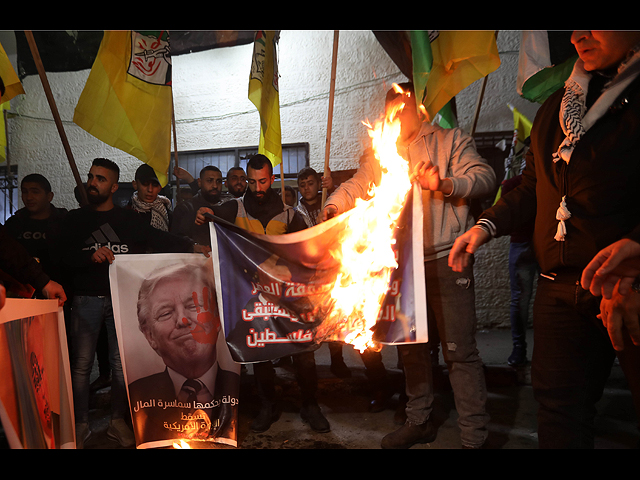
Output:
[169, 142, 310, 184]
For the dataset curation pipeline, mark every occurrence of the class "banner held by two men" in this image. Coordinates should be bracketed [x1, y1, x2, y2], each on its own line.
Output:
[210, 183, 428, 364]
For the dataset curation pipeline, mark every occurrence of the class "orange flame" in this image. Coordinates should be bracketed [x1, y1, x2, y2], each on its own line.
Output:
[321, 84, 412, 353]
[173, 439, 191, 449]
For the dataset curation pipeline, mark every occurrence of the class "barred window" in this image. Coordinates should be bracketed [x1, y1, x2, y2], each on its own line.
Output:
[0, 164, 18, 223]
[169, 142, 309, 187]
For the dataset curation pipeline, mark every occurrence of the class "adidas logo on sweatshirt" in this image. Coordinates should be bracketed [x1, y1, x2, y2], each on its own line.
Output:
[81, 223, 130, 254]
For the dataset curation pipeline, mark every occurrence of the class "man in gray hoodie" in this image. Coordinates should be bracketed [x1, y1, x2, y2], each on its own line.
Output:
[323, 83, 496, 449]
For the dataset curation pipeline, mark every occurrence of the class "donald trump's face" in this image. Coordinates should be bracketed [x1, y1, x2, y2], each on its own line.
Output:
[138, 267, 220, 379]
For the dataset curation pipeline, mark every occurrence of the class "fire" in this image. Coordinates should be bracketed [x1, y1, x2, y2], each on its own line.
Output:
[321, 84, 413, 353]
[173, 439, 191, 449]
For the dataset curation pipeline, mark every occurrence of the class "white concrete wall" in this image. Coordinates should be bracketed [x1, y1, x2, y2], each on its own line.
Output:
[3, 30, 544, 328]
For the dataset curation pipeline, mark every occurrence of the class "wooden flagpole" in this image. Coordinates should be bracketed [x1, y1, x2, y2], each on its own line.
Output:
[469, 75, 488, 137]
[171, 95, 181, 197]
[24, 30, 88, 206]
[4, 108, 15, 214]
[321, 30, 339, 208]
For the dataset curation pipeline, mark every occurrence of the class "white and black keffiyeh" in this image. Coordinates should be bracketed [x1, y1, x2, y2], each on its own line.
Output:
[552, 46, 640, 241]
[131, 193, 171, 231]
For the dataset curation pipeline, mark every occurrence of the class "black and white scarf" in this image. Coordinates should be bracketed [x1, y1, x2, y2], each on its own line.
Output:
[131, 193, 171, 231]
[552, 46, 640, 241]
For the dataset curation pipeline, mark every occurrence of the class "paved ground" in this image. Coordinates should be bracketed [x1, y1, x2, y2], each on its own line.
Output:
[2, 328, 638, 449]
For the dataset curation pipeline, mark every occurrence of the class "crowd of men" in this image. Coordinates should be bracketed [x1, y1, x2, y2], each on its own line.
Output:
[1, 31, 640, 450]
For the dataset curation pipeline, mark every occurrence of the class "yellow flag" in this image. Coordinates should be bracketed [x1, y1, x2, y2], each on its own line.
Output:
[0, 42, 25, 104]
[73, 31, 173, 186]
[493, 106, 532, 205]
[248, 31, 282, 167]
[513, 106, 532, 146]
[421, 31, 501, 122]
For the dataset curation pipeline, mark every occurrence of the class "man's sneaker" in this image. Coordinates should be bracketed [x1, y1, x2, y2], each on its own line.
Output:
[75, 422, 91, 449]
[300, 402, 330, 433]
[107, 418, 135, 448]
[381, 419, 437, 449]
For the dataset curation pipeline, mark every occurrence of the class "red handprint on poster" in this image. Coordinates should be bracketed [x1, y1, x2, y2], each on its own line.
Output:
[187, 286, 220, 345]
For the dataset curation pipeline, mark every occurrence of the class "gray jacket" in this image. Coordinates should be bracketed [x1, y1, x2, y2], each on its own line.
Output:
[326, 122, 496, 260]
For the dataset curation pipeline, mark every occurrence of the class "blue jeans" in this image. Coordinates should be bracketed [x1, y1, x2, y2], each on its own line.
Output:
[68, 295, 128, 424]
[508, 241, 538, 349]
[400, 256, 489, 448]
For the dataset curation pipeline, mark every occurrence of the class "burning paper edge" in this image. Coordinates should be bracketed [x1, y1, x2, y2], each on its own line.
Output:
[321, 92, 414, 353]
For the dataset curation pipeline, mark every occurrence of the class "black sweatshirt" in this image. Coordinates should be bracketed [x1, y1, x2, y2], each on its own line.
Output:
[59, 205, 193, 296]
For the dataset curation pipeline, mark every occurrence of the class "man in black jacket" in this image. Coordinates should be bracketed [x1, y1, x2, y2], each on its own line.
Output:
[60, 158, 197, 448]
[171, 166, 224, 246]
[4, 173, 69, 298]
[0, 223, 66, 308]
[450, 31, 640, 448]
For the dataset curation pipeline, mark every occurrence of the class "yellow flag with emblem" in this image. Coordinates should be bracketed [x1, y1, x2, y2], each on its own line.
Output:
[0, 41, 25, 105]
[73, 31, 173, 186]
[0, 42, 24, 162]
[248, 30, 282, 167]
[417, 31, 500, 123]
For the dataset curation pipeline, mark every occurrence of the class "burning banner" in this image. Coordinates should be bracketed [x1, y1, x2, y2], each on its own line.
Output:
[211, 85, 428, 362]
[210, 183, 426, 364]
[0, 299, 74, 449]
[110, 254, 241, 449]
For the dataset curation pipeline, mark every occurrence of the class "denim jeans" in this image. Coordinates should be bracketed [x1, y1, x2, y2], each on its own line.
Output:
[532, 272, 640, 448]
[68, 295, 128, 424]
[508, 241, 538, 348]
[399, 255, 489, 448]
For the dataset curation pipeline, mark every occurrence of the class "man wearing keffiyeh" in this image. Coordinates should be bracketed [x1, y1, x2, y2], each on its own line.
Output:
[450, 31, 640, 449]
[130, 164, 172, 231]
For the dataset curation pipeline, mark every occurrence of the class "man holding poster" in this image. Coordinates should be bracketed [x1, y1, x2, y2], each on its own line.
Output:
[59, 158, 196, 448]
[196, 154, 330, 434]
[119, 259, 240, 448]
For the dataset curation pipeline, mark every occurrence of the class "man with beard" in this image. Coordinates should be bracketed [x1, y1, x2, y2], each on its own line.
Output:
[194, 154, 330, 434]
[171, 166, 223, 246]
[173, 165, 247, 201]
[222, 166, 247, 201]
[59, 158, 198, 448]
